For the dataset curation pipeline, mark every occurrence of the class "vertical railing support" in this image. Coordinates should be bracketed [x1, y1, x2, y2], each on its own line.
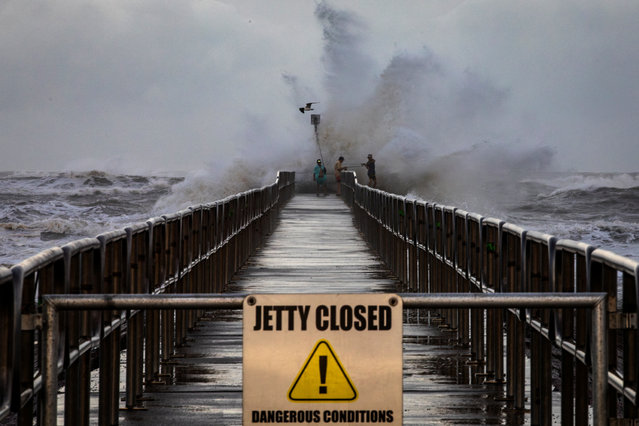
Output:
[42, 300, 58, 426]
[592, 296, 608, 425]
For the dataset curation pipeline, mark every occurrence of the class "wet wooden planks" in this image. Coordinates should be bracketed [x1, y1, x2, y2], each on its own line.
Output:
[105, 194, 516, 425]
[233, 195, 398, 294]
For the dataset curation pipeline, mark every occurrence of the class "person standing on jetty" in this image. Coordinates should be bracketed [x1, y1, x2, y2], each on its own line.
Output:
[334, 156, 347, 196]
[313, 159, 328, 196]
[362, 154, 376, 188]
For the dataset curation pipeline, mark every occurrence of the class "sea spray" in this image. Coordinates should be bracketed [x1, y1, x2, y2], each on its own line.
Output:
[151, 156, 313, 214]
[152, 1, 557, 211]
[300, 2, 556, 218]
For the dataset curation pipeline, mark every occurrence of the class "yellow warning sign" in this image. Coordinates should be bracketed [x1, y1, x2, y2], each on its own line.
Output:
[288, 339, 357, 402]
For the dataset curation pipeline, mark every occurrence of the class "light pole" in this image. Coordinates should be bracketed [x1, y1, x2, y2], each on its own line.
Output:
[310, 114, 323, 165]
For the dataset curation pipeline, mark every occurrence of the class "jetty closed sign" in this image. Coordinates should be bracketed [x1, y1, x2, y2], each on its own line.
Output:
[243, 293, 402, 425]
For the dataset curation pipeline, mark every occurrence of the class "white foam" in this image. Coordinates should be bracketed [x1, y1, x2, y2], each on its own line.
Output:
[537, 173, 639, 196]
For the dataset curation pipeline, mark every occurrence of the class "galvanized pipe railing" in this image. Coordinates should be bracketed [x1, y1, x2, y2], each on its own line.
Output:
[2, 168, 637, 424]
[0, 171, 295, 426]
[342, 170, 639, 425]
[37, 292, 608, 426]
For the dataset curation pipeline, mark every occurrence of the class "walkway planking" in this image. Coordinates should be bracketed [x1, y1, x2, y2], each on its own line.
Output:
[102, 194, 520, 425]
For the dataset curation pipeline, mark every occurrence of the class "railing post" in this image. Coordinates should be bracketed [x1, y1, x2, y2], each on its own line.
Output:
[622, 268, 639, 419]
[576, 248, 591, 423]
[63, 247, 80, 425]
[146, 219, 161, 386]
[555, 242, 576, 425]
[529, 239, 544, 424]
[0, 268, 15, 420]
[407, 200, 417, 291]
[416, 202, 428, 294]
[502, 226, 527, 408]
[62, 240, 100, 426]
[454, 210, 470, 346]
[592, 296, 608, 425]
[125, 226, 148, 410]
[467, 216, 482, 368]
[176, 212, 188, 346]
[97, 233, 125, 426]
[484, 219, 504, 384]
[446, 207, 458, 333]
[42, 300, 58, 426]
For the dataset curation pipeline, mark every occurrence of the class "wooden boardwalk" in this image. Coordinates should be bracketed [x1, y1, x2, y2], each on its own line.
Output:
[108, 194, 520, 425]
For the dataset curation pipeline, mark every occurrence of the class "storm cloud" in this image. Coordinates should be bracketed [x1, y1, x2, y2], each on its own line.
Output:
[1, 0, 637, 174]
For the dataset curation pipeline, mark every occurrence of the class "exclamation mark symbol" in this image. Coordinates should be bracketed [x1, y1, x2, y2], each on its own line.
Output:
[319, 355, 327, 394]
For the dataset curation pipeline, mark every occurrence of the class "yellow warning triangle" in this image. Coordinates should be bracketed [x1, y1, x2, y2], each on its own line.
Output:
[288, 339, 357, 402]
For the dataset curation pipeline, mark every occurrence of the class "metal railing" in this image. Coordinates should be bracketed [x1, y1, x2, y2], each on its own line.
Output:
[0, 171, 294, 425]
[37, 292, 608, 426]
[342, 170, 639, 425]
[2, 168, 638, 425]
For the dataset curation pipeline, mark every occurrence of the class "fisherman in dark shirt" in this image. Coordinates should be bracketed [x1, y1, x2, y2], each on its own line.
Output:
[362, 154, 376, 188]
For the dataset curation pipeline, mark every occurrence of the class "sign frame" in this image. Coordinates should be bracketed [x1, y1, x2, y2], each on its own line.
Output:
[243, 293, 403, 425]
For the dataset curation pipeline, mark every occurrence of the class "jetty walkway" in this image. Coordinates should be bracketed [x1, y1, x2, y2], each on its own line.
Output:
[114, 194, 510, 425]
[1, 171, 637, 425]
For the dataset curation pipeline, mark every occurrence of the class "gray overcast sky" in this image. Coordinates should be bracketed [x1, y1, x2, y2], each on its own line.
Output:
[1, 0, 638, 174]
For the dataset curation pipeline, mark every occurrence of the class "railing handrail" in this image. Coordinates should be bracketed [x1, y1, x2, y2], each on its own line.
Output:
[341, 169, 639, 425]
[341, 169, 639, 279]
[3, 168, 639, 424]
[38, 291, 609, 426]
[0, 171, 295, 424]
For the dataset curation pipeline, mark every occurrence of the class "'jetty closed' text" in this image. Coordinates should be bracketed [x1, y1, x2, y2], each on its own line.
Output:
[252, 304, 393, 331]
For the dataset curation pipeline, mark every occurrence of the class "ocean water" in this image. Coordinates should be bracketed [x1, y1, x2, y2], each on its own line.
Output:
[499, 172, 639, 261]
[0, 171, 183, 267]
[0, 170, 638, 268]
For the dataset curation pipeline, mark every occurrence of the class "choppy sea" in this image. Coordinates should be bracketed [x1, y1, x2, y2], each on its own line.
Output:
[1, 170, 638, 268]
[0, 171, 183, 267]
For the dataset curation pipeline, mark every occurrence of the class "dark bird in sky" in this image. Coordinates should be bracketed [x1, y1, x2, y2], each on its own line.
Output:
[299, 102, 318, 113]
